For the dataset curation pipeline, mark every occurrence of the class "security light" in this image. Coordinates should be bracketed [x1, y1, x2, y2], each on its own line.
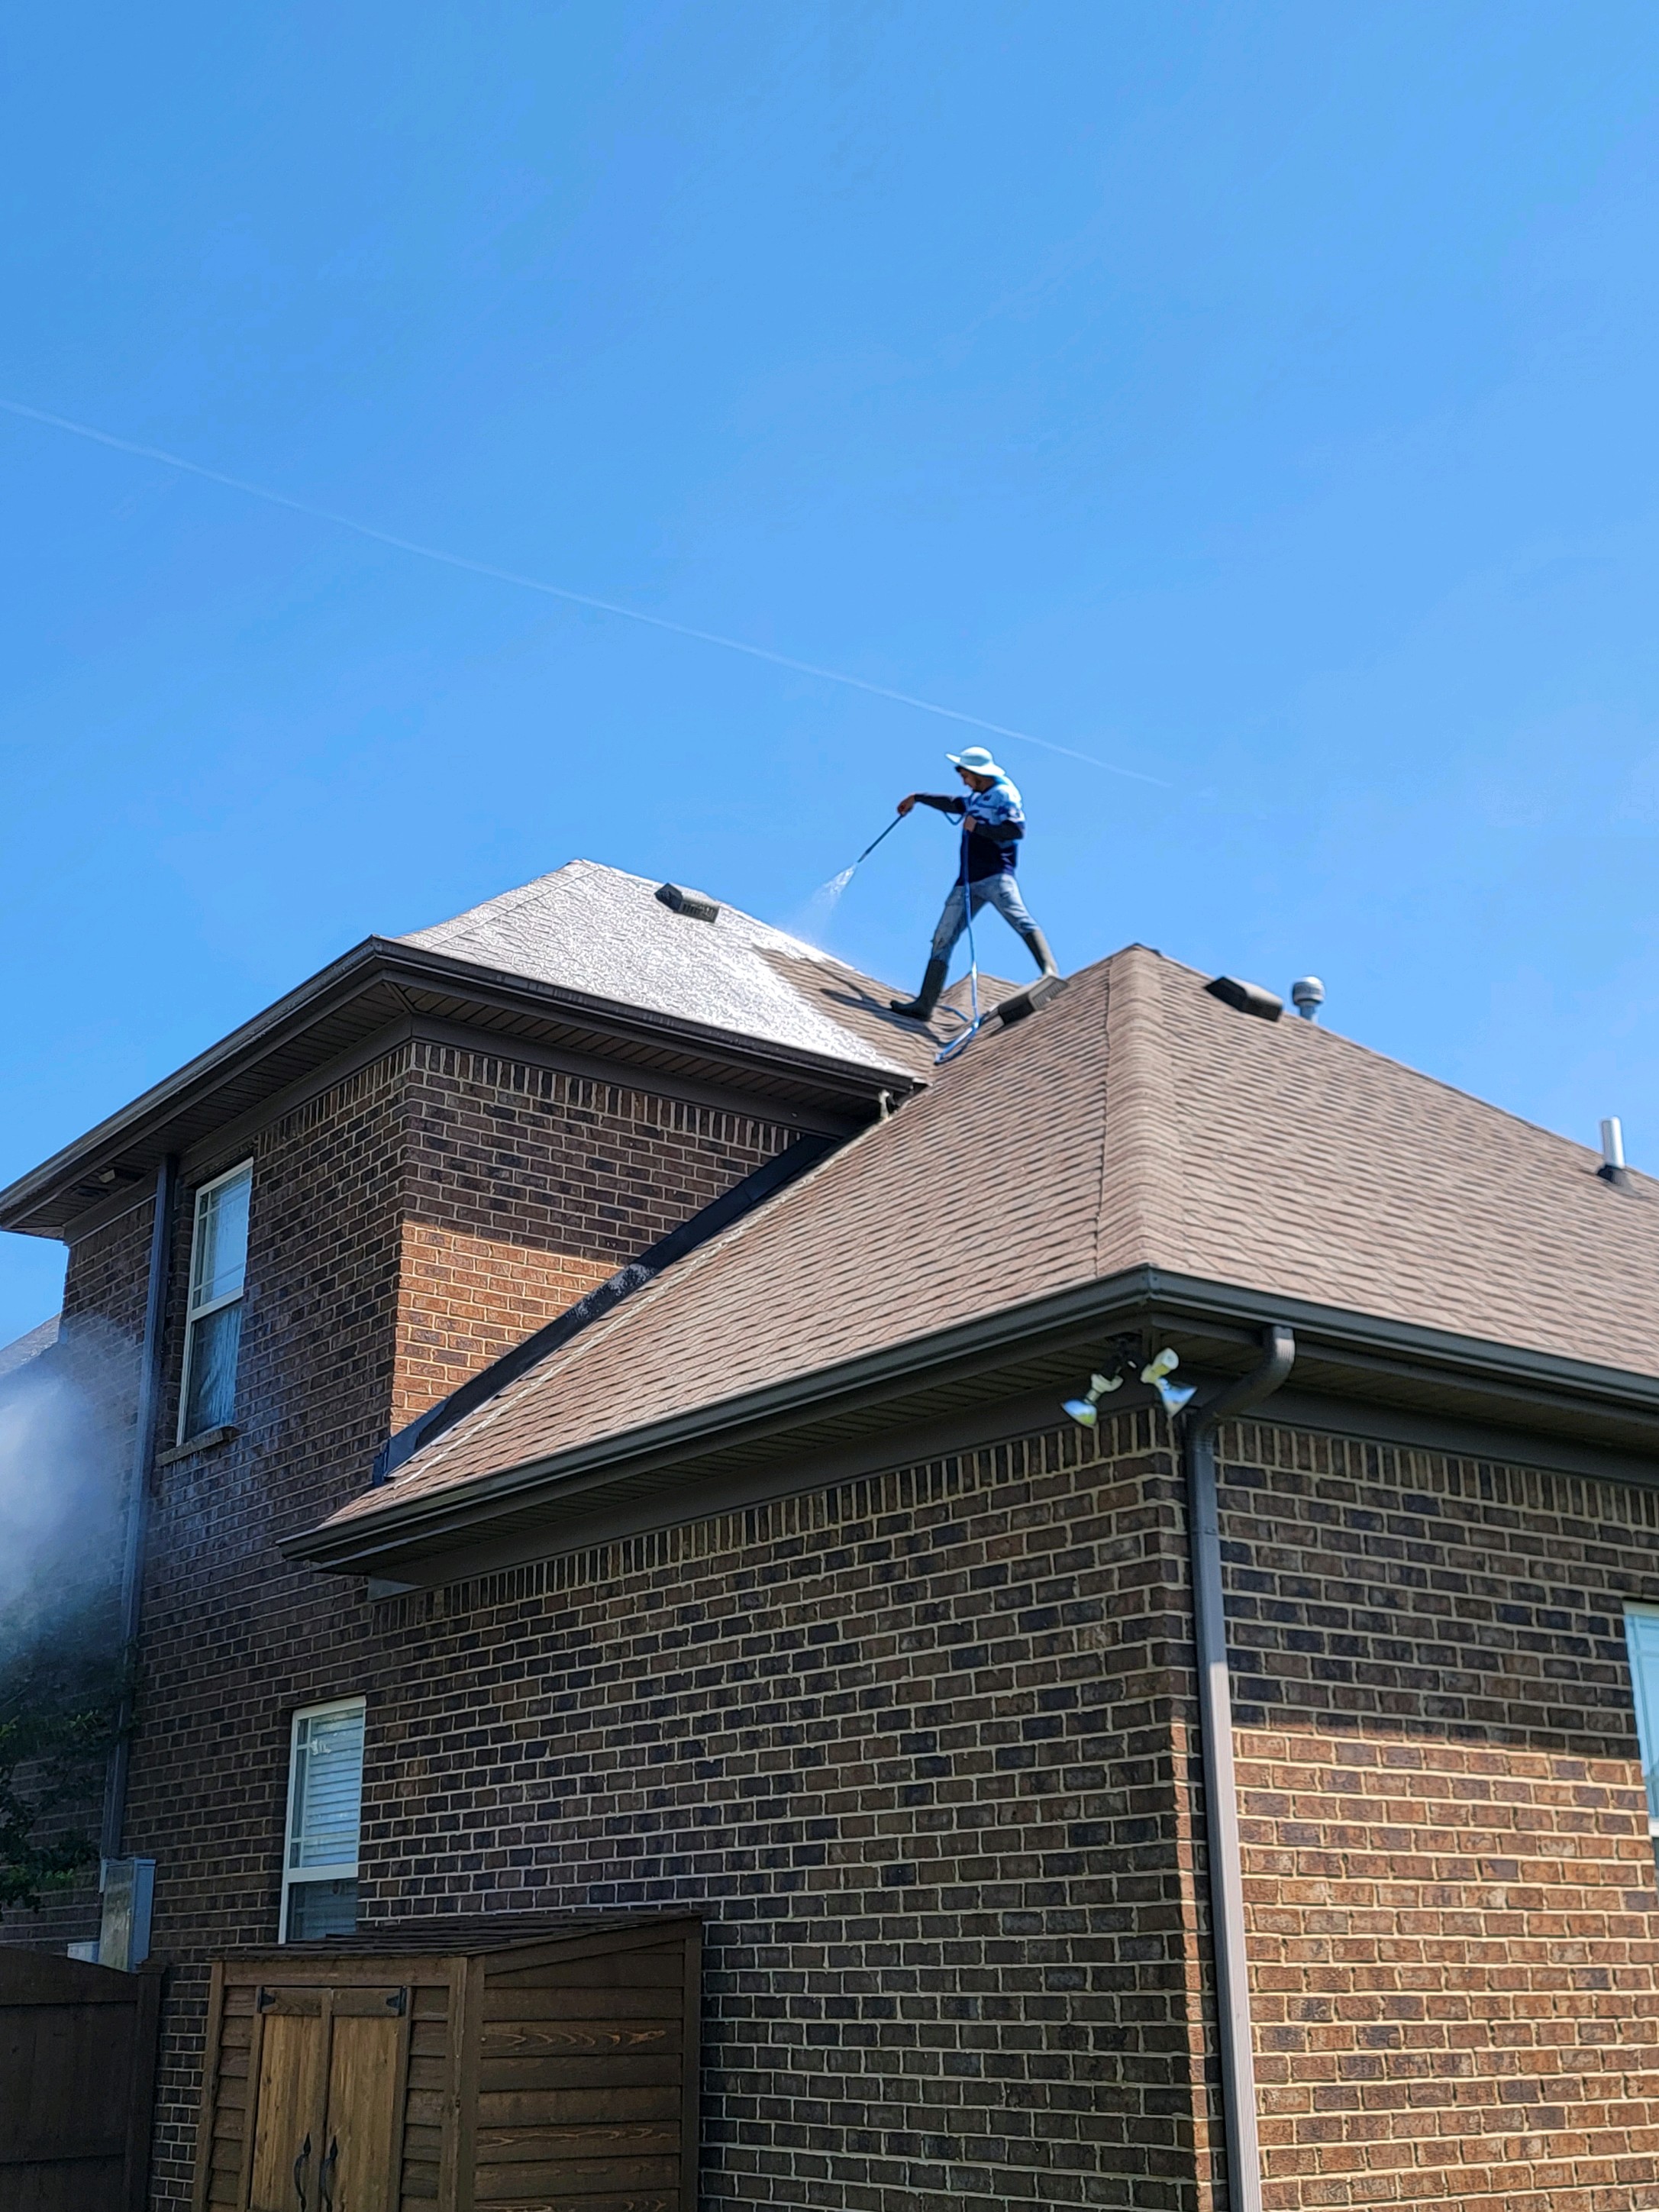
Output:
[1141, 1348, 1197, 1416]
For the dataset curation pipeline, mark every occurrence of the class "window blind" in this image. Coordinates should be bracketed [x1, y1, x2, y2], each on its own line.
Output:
[288, 1703, 365, 1871]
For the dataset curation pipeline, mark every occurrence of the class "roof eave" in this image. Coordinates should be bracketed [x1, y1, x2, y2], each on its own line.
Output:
[0, 938, 923, 1238]
[284, 1265, 1659, 1578]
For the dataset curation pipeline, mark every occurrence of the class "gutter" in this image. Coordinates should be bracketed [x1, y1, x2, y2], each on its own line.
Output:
[1180, 1321, 1296, 2212]
[285, 1264, 1659, 1576]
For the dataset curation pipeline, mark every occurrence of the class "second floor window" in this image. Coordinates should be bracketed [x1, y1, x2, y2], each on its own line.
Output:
[179, 1161, 251, 1441]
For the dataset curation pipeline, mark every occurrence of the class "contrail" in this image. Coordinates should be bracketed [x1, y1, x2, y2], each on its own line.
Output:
[0, 393, 1171, 790]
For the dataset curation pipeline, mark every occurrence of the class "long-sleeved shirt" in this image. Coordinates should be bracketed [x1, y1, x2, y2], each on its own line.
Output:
[915, 775, 1025, 880]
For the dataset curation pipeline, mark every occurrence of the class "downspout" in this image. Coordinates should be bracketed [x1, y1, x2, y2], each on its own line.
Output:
[1180, 1320, 1296, 2212]
[101, 1154, 178, 1869]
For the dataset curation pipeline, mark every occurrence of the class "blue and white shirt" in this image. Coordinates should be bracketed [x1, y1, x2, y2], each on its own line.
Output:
[919, 774, 1025, 880]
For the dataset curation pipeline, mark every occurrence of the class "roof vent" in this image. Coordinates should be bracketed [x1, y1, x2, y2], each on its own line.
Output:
[655, 883, 721, 923]
[1599, 1117, 1633, 1190]
[989, 973, 1070, 1028]
[1206, 975, 1283, 1023]
[1290, 976, 1325, 1022]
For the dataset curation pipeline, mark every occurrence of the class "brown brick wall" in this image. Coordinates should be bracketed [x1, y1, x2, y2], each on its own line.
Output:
[392, 1045, 795, 1422]
[123, 1400, 1213, 2210]
[60, 1191, 155, 1342]
[24, 1036, 805, 2202]
[390, 1222, 613, 1422]
[1220, 1419, 1659, 2211]
[127, 1048, 410, 2197]
[360, 1408, 1206, 2212]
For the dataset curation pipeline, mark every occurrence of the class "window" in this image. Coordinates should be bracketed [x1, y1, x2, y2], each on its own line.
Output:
[280, 1697, 365, 1941]
[1627, 1610, 1659, 1852]
[179, 1161, 251, 1442]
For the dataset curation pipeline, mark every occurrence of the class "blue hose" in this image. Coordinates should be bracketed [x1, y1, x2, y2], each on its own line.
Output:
[933, 838, 982, 1066]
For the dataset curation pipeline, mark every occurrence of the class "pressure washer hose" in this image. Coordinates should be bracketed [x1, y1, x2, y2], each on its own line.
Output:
[933, 835, 982, 1066]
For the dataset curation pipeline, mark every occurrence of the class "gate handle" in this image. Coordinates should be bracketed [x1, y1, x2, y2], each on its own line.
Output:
[318, 2135, 338, 2212]
[293, 2133, 311, 2211]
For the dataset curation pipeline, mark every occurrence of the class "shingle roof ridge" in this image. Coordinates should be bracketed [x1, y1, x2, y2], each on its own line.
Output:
[397, 859, 593, 942]
[1096, 945, 1186, 1276]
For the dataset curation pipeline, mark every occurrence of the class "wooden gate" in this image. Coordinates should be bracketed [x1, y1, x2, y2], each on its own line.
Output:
[0, 1946, 162, 2211]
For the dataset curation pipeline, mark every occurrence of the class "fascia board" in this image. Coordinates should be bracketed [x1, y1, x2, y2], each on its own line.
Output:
[283, 1265, 1659, 1576]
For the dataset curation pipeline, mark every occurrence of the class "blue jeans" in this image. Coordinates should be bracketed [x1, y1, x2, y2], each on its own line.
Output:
[930, 872, 1038, 961]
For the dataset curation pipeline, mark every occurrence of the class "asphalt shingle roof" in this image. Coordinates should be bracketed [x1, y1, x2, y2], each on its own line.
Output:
[401, 858, 977, 1083]
[321, 943, 1659, 1536]
[0, 1314, 59, 1381]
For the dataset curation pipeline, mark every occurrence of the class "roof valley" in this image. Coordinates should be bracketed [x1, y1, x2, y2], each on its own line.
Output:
[1097, 947, 1187, 1277]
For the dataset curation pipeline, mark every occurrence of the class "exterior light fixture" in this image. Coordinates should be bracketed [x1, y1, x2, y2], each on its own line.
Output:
[1062, 1337, 1196, 1429]
[1062, 1371, 1124, 1429]
[1141, 1348, 1197, 1416]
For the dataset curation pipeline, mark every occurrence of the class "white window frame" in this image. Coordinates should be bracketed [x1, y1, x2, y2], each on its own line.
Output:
[178, 1158, 253, 1443]
[279, 1696, 366, 1942]
[1625, 1607, 1659, 1843]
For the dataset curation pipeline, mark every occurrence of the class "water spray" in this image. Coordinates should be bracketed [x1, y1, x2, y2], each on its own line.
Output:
[805, 811, 911, 926]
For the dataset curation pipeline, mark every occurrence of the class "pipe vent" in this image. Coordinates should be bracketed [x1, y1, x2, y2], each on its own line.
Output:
[655, 883, 721, 923]
[1599, 1117, 1633, 1190]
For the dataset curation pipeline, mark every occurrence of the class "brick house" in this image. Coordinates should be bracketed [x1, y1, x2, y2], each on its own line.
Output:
[5, 856, 1659, 2211]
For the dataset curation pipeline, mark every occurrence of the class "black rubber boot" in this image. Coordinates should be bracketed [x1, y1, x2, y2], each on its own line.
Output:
[890, 957, 948, 1022]
[1018, 924, 1059, 977]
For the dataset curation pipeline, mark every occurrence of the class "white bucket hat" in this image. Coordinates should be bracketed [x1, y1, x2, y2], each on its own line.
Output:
[947, 746, 1005, 779]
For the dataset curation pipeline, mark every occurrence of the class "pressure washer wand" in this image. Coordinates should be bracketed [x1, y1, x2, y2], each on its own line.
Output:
[808, 809, 911, 925]
[850, 812, 906, 868]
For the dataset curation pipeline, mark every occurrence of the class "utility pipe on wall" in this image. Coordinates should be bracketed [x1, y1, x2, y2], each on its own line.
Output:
[1180, 1321, 1296, 2212]
[101, 1154, 178, 1871]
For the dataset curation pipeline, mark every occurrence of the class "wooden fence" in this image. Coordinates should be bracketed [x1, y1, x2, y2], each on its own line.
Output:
[0, 1946, 161, 2211]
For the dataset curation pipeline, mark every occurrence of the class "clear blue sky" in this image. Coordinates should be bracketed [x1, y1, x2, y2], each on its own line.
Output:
[4, 2, 1658, 1342]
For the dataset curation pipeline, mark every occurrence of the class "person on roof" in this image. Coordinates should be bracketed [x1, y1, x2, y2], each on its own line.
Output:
[889, 747, 1058, 1021]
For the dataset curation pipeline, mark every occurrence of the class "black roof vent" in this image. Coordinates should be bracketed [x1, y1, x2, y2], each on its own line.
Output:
[989, 974, 1070, 1028]
[1206, 975, 1283, 1022]
[655, 883, 721, 923]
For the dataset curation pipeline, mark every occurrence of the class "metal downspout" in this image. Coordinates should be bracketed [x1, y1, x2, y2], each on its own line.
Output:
[101, 1154, 178, 1863]
[1180, 1321, 1296, 2212]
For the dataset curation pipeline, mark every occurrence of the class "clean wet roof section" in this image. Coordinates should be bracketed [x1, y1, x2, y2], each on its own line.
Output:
[401, 858, 931, 1078]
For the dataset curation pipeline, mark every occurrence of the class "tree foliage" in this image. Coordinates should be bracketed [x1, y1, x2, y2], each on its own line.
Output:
[0, 1601, 125, 1910]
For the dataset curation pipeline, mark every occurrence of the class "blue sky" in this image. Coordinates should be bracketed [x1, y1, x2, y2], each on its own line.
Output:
[3, 2, 1658, 1340]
